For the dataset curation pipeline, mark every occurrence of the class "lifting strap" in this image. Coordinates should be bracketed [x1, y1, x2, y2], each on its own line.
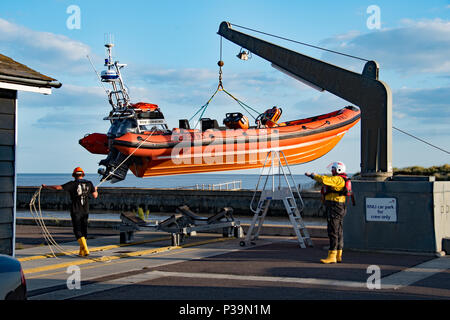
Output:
[189, 36, 262, 128]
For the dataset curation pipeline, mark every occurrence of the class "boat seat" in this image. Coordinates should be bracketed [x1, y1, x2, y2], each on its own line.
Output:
[200, 118, 219, 131]
[207, 207, 234, 224]
[179, 119, 190, 130]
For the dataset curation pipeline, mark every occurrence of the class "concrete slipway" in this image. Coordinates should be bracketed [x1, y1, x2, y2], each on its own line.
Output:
[13, 222, 450, 303]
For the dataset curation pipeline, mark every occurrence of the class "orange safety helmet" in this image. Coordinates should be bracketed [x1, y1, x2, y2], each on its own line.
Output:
[72, 167, 85, 177]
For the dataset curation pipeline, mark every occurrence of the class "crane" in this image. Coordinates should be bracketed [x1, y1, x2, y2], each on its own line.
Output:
[218, 21, 393, 180]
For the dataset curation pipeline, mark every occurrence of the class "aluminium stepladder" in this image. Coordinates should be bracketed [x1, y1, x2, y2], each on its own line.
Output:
[240, 150, 313, 248]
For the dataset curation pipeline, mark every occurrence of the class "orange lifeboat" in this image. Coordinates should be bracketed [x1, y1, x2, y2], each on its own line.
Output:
[80, 41, 363, 183]
[105, 106, 360, 178]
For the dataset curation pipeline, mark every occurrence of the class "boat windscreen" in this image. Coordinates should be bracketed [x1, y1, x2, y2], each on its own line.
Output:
[116, 119, 138, 137]
[107, 120, 123, 137]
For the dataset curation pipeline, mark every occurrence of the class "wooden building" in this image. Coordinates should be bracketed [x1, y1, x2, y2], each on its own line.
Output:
[0, 53, 61, 256]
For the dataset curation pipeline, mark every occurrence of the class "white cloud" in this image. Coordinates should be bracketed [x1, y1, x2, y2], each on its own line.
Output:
[393, 86, 450, 120]
[130, 67, 217, 85]
[127, 64, 295, 92]
[34, 112, 99, 129]
[319, 18, 450, 75]
[0, 18, 92, 75]
[288, 85, 450, 135]
[20, 84, 106, 108]
[124, 63, 307, 115]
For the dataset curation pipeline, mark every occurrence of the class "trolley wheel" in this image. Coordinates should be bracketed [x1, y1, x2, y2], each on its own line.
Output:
[120, 231, 134, 244]
[240, 241, 246, 247]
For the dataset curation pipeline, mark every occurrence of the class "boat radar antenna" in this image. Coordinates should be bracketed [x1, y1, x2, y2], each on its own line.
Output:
[100, 34, 131, 111]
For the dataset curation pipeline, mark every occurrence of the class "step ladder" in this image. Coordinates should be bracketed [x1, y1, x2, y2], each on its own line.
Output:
[240, 150, 313, 248]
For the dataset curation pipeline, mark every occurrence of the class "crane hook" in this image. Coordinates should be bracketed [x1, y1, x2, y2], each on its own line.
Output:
[217, 60, 224, 88]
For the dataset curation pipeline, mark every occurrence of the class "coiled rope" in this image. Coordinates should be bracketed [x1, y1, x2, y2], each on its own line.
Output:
[29, 187, 69, 257]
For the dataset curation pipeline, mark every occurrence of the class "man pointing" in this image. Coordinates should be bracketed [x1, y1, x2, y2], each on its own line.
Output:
[305, 162, 350, 264]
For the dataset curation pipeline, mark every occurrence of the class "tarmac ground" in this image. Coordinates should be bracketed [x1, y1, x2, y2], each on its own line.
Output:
[12, 222, 450, 314]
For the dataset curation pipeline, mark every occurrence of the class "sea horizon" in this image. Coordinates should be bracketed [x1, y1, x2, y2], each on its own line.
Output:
[17, 172, 318, 190]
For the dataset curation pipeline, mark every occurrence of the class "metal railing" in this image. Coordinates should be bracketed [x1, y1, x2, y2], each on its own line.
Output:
[177, 180, 242, 191]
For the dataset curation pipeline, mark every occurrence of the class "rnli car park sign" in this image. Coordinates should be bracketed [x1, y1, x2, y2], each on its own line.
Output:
[365, 198, 397, 222]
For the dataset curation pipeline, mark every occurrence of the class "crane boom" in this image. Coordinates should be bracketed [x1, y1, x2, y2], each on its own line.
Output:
[218, 21, 392, 180]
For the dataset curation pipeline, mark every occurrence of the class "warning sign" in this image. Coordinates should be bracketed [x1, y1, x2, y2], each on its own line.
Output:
[365, 198, 397, 222]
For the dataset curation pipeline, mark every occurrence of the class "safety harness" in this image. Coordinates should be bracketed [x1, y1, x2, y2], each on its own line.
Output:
[320, 173, 355, 206]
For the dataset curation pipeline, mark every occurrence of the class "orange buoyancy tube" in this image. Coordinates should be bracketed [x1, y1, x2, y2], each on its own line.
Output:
[79, 133, 109, 155]
[262, 106, 282, 127]
[223, 113, 249, 130]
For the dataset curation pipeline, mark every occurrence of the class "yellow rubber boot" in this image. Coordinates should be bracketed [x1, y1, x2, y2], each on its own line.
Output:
[77, 238, 86, 256]
[79, 237, 90, 256]
[320, 250, 337, 264]
[336, 250, 343, 263]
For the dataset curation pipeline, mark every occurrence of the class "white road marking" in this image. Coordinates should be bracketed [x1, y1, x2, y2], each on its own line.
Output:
[29, 272, 164, 300]
[29, 242, 450, 299]
[149, 270, 369, 288]
[380, 256, 450, 290]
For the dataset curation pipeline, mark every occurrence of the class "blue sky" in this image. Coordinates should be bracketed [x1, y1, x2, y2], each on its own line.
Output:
[1, 0, 449, 174]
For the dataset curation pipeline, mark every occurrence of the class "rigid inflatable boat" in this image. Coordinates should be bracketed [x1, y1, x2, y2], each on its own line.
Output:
[79, 42, 360, 183]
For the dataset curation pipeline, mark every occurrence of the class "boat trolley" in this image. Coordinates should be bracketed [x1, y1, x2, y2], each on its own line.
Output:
[119, 205, 244, 246]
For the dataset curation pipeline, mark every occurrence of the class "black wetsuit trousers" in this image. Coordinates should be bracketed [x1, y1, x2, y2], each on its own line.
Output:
[70, 211, 88, 240]
[325, 201, 346, 250]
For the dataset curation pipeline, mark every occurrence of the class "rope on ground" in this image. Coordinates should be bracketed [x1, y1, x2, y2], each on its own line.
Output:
[29, 187, 78, 258]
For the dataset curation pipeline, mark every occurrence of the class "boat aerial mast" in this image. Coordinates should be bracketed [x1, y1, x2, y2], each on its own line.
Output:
[100, 39, 131, 111]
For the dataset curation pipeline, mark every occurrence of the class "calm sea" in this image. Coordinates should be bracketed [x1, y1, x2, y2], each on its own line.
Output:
[17, 173, 315, 190]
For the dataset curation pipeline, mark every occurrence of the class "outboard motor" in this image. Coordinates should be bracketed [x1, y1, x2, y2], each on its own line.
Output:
[98, 151, 130, 183]
[97, 119, 135, 183]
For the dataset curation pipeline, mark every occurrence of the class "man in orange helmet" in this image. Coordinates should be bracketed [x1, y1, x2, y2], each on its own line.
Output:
[42, 167, 98, 256]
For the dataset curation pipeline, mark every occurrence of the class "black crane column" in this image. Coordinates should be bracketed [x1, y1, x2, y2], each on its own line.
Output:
[218, 21, 392, 180]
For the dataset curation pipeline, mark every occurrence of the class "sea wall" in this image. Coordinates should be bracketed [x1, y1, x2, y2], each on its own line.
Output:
[17, 187, 322, 217]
